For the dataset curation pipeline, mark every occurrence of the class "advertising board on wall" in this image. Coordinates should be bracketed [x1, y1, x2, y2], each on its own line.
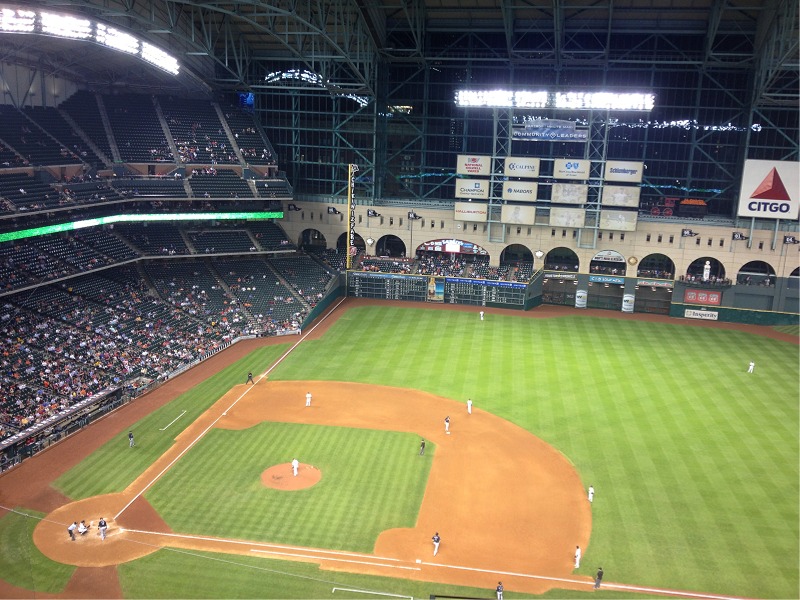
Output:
[503, 156, 541, 178]
[455, 179, 490, 199]
[601, 185, 641, 208]
[454, 202, 488, 222]
[684, 309, 719, 320]
[501, 180, 538, 202]
[604, 160, 644, 183]
[456, 155, 491, 176]
[501, 205, 536, 225]
[551, 183, 588, 205]
[553, 159, 590, 180]
[683, 289, 722, 306]
[599, 209, 638, 231]
[736, 159, 800, 220]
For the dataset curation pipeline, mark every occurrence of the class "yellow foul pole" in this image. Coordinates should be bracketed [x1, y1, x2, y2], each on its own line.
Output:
[346, 163, 359, 270]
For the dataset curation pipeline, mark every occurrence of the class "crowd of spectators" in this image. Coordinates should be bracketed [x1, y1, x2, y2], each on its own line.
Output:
[590, 264, 627, 276]
[417, 253, 468, 277]
[360, 258, 414, 274]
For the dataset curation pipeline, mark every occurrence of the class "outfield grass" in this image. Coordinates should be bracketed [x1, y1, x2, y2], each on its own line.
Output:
[0, 508, 74, 593]
[146, 423, 433, 551]
[36, 307, 800, 598]
[54, 344, 291, 499]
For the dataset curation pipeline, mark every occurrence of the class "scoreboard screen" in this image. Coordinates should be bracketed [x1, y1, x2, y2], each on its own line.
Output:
[348, 272, 527, 307]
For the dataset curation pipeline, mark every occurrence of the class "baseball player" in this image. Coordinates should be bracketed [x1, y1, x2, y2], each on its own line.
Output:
[747, 361, 755, 373]
[594, 567, 604, 588]
[588, 485, 594, 503]
[479, 310, 484, 321]
[305, 392, 312, 407]
[444, 416, 450, 434]
[128, 431, 135, 447]
[98, 517, 108, 540]
[246, 371, 255, 384]
[291, 458, 299, 476]
[574, 545, 581, 569]
[419, 439, 426, 455]
[432, 532, 441, 556]
[496, 582, 504, 600]
[467, 399, 472, 414]
[67, 521, 77, 541]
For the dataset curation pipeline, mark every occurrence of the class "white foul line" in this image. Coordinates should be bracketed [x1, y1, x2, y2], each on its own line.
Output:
[114, 297, 347, 521]
[159, 410, 186, 431]
[252, 549, 420, 571]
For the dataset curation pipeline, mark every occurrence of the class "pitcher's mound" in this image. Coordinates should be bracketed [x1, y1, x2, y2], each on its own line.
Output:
[261, 463, 322, 490]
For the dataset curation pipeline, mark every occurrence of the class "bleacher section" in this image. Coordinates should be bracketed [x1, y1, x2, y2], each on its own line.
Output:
[188, 169, 253, 198]
[221, 106, 277, 166]
[114, 223, 190, 256]
[0, 172, 57, 212]
[187, 228, 256, 254]
[110, 178, 188, 198]
[160, 97, 238, 165]
[23, 106, 102, 166]
[258, 179, 292, 198]
[60, 91, 114, 162]
[247, 221, 294, 250]
[269, 254, 334, 307]
[0, 105, 80, 166]
[105, 95, 172, 163]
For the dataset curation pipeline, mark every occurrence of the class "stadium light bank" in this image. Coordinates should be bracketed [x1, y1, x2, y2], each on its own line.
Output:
[454, 89, 655, 112]
[0, 6, 180, 75]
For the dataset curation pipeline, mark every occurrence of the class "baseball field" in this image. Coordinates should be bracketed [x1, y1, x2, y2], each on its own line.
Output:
[0, 299, 797, 599]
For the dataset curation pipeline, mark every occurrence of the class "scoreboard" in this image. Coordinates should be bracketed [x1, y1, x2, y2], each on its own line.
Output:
[347, 272, 429, 301]
[445, 277, 527, 306]
[348, 272, 527, 307]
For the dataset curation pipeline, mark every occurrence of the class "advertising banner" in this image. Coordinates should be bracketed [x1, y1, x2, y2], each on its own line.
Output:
[501, 180, 538, 202]
[456, 155, 491, 176]
[601, 185, 641, 207]
[604, 160, 644, 183]
[553, 159, 590, 180]
[501, 205, 536, 225]
[599, 209, 638, 231]
[426, 276, 445, 303]
[455, 179, 490, 199]
[736, 159, 799, 220]
[551, 183, 588, 205]
[684, 309, 719, 320]
[622, 294, 635, 313]
[683, 289, 722, 306]
[575, 289, 588, 308]
[503, 156, 541, 178]
[454, 202, 488, 222]
[549, 207, 586, 228]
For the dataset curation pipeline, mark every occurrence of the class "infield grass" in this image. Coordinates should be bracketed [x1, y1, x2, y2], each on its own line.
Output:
[145, 423, 433, 551]
[51, 305, 799, 599]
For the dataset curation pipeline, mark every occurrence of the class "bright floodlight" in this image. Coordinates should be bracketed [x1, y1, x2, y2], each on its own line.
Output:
[0, 7, 34, 32]
[141, 42, 179, 75]
[41, 12, 91, 39]
[96, 23, 138, 54]
[456, 89, 654, 111]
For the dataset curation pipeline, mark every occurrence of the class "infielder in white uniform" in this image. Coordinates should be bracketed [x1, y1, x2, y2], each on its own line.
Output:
[305, 392, 312, 406]
[291, 458, 299, 476]
[574, 545, 581, 569]
[588, 485, 594, 503]
[467, 399, 472, 414]
[444, 416, 450, 434]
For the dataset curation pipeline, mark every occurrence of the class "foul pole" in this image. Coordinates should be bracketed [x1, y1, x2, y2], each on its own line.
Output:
[346, 163, 359, 270]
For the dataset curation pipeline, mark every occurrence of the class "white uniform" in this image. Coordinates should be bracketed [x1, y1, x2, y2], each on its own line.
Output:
[747, 361, 755, 373]
[432, 533, 441, 556]
[574, 546, 581, 569]
[291, 458, 299, 476]
[479, 311, 484, 321]
[467, 399, 472, 414]
[444, 416, 450, 433]
[305, 392, 312, 406]
[588, 485, 594, 503]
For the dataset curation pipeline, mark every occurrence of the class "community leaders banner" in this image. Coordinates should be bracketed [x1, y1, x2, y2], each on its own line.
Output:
[501, 205, 536, 225]
[502, 180, 538, 202]
[549, 207, 586, 228]
[552, 183, 588, 205]
[604, 160, 644, 183]
[455, 179, 490, 199]
[553, 159, 590, 180]
[503, 157, 541, 178]
[454, 202, 488, 222]
[601, 185, 641, 207]
[736, 159, 799, 220]
[456, 155, 491, 176]
[599, 209, 638, 231]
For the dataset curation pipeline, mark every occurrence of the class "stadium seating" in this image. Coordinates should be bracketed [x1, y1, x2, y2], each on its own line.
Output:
[160, 97, 238, 165]
[220, 106, 278, 166]
[105, 95, 172, 163]
[188, 169, 253, 198]
[0, 105, 78, 166]
[59, 91, 114, 162]
[23, 106, 102, 166]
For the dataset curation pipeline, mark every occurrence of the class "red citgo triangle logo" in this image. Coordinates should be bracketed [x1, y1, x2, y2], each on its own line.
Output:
[750, 168, 791, 201]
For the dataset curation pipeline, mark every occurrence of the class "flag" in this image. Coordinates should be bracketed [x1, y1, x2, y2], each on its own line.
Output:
[731, 232, 748, 241]
[287, 203, 301, 211]
[681, 229, 698, 237]
[327, 206, 341, 215]
[367, 209, 381, 217]
[784, 235, 800, 244]
[408, 211, 421, 220]
[350, 164, 359, 172]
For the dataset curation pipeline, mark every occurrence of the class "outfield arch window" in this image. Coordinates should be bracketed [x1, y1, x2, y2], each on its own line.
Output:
[737, 261, 776, 287]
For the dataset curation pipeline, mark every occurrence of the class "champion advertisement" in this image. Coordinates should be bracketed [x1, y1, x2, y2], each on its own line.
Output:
[736, 159, 799, 220]
[553, 159, 590, 180]
[551, 183, 588, 205]
[454, 202, 488, 222]
[503, 156, 541, 178]
[454, 178, 490, 200]
[604, 160, 644, 183]
[456, 155, 491, 176]
[502, 180, 538, 202]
